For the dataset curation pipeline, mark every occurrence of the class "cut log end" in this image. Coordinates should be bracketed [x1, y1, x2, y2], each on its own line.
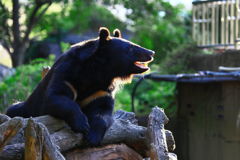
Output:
[147, 106, 177, 160]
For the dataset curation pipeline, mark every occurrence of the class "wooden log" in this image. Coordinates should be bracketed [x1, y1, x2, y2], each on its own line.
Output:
[2, 115, 68, 146]
[147, 106, 177, 160]
[148, 107, 169, 160]
[24, 118, 64, 160]
[0, 117, 24, 151]
[0, 114, 10, 125]
[24, 118, 43, 160]
[0, 143, 24, 160]
[1, 110, 175, 154]
[165, 130, 176, 152]
[0, 109, 176, 159]
[41, 123, 65, 160]
[64, 144, 143, 160]
[34, 115, 66, 134]
[0, 111, 148, 159]
[50, 128, 83, 152]
[113, 110, 138, 125]
[102, 118, 148, 156]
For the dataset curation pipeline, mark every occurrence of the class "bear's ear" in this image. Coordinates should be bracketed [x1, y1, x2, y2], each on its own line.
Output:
[113, 29, 122, 38]
[99, 27, 110, 42]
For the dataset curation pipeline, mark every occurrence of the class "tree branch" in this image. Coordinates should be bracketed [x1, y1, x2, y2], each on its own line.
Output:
[1, 40, 11, 55]
[23, 2, 52, 42]
[12, 0, 21, 46]
[35, 2, 52, 22]
[0, 1, 13, 54]
[23, 4, 41, 42]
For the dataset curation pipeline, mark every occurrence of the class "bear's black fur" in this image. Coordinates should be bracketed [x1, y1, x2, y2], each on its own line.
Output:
[6, 27, 154, 145]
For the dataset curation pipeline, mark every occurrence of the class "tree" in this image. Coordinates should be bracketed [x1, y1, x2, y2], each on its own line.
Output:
[0, 0, 55, 67]
[102, 0, 189, 63]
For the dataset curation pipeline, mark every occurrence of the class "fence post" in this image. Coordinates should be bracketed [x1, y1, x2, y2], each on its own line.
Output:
[235, 0, 239, 49]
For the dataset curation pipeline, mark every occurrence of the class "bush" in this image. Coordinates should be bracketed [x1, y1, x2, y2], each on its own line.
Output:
[159, 43, 200, 74]
[115, 79, 177, 117]
[0, 56, 54, 112]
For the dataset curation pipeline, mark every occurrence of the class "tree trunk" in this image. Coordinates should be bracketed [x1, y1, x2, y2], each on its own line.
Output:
[11, 43, 28, 67]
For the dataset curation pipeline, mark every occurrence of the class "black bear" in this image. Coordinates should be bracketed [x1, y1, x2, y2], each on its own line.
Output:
[6, 27, 154, 145]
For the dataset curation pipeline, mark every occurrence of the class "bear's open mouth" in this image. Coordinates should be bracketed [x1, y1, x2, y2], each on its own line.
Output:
[134, 61, 149, 69]
[134, 57, 154, 70]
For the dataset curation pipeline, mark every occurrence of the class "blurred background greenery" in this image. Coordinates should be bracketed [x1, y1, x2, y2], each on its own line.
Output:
[0, 0, 192, 116]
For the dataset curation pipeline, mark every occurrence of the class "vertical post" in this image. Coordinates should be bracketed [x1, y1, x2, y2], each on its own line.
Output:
[235, 0, 239, 49]
[206, 3, 209, 46]
[221, 1, 225, 45]
[230, 0, 234, 45]
[192, 5, 196, 42]
[225, 0, 229, 46]
[202, 3, 206, 46]
[197, 5, 201, 46]
[212, 2, 216, 45]
[216, 1, 219, 44]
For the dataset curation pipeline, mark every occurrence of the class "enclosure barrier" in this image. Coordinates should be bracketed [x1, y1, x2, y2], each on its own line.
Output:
[192, 0, 240, 49]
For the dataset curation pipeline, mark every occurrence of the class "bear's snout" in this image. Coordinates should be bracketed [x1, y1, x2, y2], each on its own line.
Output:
[136, 48, 155, 62]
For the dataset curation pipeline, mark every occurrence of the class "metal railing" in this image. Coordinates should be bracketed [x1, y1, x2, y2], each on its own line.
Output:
[192, 0, 240, 49]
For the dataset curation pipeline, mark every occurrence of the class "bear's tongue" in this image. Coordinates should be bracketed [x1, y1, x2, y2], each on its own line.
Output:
[134, 61, 149, 69]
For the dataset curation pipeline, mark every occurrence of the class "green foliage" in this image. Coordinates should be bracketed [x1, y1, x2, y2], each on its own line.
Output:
[60, 42, 71, 52]
[0, 56, 54, 111]
[32, 0, 126, 38]
[159, 44, 199, 74]
[115, 79, 177, 117]
[114, 85, 132, 112]
[133, 80, 176, 116]
[132, 8, 189, 63]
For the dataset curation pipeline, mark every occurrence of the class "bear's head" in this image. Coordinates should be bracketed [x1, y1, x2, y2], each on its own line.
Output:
[71, 27, 154, 80]
[98, 27, 155, 76]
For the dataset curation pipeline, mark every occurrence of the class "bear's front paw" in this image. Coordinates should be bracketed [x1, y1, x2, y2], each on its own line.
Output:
[85, 130, 103, 146]
[69, 117, 90, 135]
[77, 122, 90, 135]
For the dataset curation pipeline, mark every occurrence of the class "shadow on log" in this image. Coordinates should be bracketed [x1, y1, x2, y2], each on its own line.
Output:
[0, 106, 177, 160]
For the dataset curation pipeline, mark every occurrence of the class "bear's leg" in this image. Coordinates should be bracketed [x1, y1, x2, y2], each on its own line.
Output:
[83, 96, 114, 146]
[45, 95, 90, 135]
[6, 102, 30, 118]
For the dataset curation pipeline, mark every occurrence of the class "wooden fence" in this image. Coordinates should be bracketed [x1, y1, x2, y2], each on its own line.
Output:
[192, 0, 240, 49]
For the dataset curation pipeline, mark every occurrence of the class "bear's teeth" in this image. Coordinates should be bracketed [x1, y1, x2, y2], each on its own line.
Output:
[134, 61, 149, 69]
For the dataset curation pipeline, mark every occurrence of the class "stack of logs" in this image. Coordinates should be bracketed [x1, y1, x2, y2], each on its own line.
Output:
[0, 106, 177, 160]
